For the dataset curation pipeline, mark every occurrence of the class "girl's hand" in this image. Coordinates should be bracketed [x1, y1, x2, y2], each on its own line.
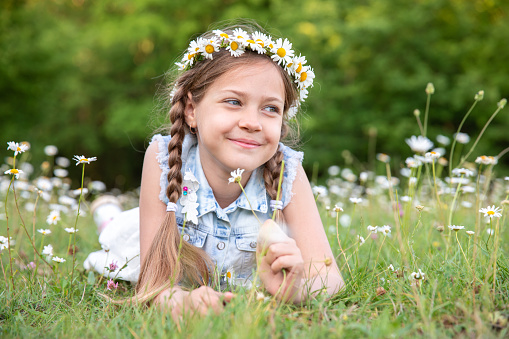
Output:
[157, 286, 234, 322]
[257, 220, 305, 302]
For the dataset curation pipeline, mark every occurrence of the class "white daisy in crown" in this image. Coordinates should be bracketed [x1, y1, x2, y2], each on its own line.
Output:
[245, 36, 265, 54]
[226, 39, 245, 57]
[213, 29, 230, 40]
[251, 31, 271, 49]
[202, 37, 220, 60]
[295, 65, 314, 89]
[271, 38, 294, 65]
[232, 28, 249, 42]
[288, 54, 307, 75]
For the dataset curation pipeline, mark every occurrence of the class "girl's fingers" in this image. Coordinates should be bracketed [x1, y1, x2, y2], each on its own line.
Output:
[270, 254, 304, 273]
[264, 241, 301, 265]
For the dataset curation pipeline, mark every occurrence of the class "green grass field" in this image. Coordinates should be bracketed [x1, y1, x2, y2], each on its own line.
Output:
[1, 93, 509, 338]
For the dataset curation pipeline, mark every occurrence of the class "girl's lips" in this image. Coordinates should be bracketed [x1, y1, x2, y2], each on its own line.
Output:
[230, 138, 261, 149]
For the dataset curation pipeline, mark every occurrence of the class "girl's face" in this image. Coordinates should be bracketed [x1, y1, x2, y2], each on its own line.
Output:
[185, 60, 285, 178]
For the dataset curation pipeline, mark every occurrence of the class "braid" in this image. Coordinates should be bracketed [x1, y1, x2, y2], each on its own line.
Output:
[136, 87, 211, 303]
[263, 147, 285, 223]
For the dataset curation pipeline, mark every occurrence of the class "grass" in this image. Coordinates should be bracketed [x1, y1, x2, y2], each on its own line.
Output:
[1, 87, 509, 338]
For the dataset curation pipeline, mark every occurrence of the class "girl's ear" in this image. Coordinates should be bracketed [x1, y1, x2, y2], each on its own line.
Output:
[184, 92, 197, 129]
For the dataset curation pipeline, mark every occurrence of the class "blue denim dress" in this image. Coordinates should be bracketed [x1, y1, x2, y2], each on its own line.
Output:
[152, 134, 303, 287]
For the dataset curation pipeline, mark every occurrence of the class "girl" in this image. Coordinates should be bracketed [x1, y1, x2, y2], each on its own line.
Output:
[85, 23, 344, 317]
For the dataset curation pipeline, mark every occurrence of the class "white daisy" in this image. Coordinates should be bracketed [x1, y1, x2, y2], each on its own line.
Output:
[251, 31, 271, 50]
[349, 197, 362, 204]
[367, 225, 378, 233]
[479, 205, 502, 219]
[4, 169, 23, 179]
[405, 135, 434, 153]
[357, 235, 365, 245]
[73, 155, 97, 166]
[202, 37, 220, 60]
[271, 38, 294, 65]
[52, 256, 66, 263]
[7, 141, 29, 156]
[466, 231, 475, 236]
[224, 266, 235, 285]
[405, 157, 422, 168]
[410, 269, 425, 280]
[64, 227, 78, 234]
[228, 168, 245, 184]
[425, 151, 440, 160]
[452, 168, 474, 177]
[232, 28, 249, 43]
[226, 39, 245, 57]
[46, 210, 61, 225]
[295, 65, 314, 89]
[212, 29, 229, 40]
[388, 264, 395, 271]
[475, 156, 498, 166]
[454, 132, 470, 144]
[42, 244, 53, 257]
[436, 134, 450, 145]
[448, 225, 465, 232]
[377, 153, 391, 163]
[37, 229, 51, 236]
[245, 37, 265, 54]
[379, 225, 392, 236]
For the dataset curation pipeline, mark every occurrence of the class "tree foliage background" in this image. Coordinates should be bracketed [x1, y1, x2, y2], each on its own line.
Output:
[1, 0, 508, 189]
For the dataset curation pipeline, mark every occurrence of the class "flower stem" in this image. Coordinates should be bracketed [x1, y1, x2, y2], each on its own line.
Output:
[272, 160, 285, 221]
[459, 104, 503, 168]
[70, 164, 86, 290]
[238, 183, 261, 225]
[448, 100, 478, 177]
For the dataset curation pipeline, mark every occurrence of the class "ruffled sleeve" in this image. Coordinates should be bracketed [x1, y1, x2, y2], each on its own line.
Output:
[279, 143, 304, 209]
[149, 134, 172, 204]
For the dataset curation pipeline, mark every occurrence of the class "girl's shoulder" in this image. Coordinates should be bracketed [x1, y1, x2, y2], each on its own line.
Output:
[279, 143, 304, 209]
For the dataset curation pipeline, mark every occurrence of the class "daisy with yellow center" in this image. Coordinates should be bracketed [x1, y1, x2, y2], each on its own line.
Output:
[224, 266, 235, 285]
[4, 168, 23, 179]
[73, 155, 97, 166]
[425, 151, 440, 160]
[271, 38, 294, 65]
[479, 205, 502, 219]
[7, 141, 29, 156]
[213, 30, 229, 40]
[232, 28, 249, 43]
[46, 210, 61, 225]
[475, 155, 498, 166]
[295, 65, 315, 89]
[226, 39, 245, 57]
[38, 229, 52, 236]
[201, 37, 220, 60]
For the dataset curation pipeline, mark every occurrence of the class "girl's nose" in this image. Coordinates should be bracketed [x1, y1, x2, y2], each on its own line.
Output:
[238, 108, 262, 132]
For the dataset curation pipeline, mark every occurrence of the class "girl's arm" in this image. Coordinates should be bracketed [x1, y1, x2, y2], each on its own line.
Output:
[139, 141, 233, 314]
[261, 164, 344, 302]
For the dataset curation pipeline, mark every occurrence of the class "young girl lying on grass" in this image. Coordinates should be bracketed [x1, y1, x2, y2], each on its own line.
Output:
[85, 22, 344, 319]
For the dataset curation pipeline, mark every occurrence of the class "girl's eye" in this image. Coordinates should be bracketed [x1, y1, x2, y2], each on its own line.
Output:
[225, 99, 241, 106]
[264, 105, 281, 114]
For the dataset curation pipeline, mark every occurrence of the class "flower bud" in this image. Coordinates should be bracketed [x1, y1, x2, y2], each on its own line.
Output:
[413, 109, 420, 117]
[474, 90, 484, 101]
[425, 83, 435, 95]
[498, 98, 507, 109]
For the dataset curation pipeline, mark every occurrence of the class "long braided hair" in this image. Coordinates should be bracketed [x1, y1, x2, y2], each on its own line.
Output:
[136, 25, 300, 302]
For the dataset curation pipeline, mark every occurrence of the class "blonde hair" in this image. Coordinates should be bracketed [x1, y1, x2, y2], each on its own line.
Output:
[136, 24, 300, 303]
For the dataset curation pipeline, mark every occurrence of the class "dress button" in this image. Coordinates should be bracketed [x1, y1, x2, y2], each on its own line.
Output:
[182, 234, 190, 242]
[250, 241, 257, 248]
[217, 241, 225, 250]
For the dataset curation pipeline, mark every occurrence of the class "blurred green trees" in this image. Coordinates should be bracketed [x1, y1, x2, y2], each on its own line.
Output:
[1, 0, 507, 188]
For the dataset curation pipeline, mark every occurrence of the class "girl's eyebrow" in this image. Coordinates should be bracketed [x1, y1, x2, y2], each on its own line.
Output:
[220, 89, 284, 104]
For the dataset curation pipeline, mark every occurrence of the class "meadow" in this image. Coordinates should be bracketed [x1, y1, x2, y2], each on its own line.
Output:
[1, 87, 508, 338]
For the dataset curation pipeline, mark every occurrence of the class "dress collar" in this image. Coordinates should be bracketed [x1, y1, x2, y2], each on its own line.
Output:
[181, 135, 268, 219]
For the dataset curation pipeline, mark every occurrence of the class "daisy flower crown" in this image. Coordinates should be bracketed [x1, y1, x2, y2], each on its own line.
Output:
[174, 28, 314, 119]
